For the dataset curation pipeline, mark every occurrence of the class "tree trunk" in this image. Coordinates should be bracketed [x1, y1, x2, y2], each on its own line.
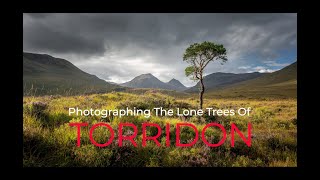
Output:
[199, 78, 205, 110]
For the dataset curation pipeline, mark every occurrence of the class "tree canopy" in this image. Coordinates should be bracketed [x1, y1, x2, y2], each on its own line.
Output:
[183, 41, 227, 80]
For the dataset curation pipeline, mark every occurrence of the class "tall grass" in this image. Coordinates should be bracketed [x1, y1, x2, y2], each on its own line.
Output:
[23, 92, 297, 167]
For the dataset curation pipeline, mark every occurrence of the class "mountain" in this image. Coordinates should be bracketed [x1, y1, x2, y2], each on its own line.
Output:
[186, 72, 265, 92]
[23, 52, 124, 96]
[120, 73, 173, 90]
[120, 73, 186, 91]
[166, 78, 187, 91]
[207, 62, 297, 98]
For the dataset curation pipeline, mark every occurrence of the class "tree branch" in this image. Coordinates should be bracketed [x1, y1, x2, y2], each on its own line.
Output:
[192, 61, 200, 80]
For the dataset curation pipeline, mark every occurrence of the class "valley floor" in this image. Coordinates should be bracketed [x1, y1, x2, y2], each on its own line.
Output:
[23, 91, 297, 167]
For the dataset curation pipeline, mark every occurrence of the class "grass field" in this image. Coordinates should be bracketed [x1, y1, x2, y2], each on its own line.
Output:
[23, 91, 297, 167]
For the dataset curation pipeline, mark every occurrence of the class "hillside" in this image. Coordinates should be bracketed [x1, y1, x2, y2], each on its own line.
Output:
[23, 52, 124, 96]
[207, 62, 297, 98]
[186, 72, 265, 92]
[120, 73, 186, 91]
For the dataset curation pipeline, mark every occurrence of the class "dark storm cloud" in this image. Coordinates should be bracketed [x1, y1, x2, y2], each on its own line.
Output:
[23, 13, 297, 86]
[24, 22, 105, 55]
[25, 13, 51, 19]
[24, 13, 296, 56]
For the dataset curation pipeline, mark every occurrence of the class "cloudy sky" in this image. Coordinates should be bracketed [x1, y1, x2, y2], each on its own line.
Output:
[23, 13, 297, 87]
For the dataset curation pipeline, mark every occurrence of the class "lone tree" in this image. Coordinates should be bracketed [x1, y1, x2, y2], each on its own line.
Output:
[183, 41, 227, 110]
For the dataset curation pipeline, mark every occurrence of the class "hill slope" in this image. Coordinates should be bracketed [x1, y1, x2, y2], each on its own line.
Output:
[23, 52, 123, 96]
[208, 62, 297, 98]
[186, 72, 265, 92]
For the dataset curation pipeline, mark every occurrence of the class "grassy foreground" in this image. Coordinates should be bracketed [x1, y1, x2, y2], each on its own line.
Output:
[23, 91, 297, 167]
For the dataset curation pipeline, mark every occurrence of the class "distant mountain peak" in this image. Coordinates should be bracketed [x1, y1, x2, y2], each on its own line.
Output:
[168, 78, 182, 85]
[133, 73, 158, 81]
[167, 78, 187, 91]
[120, 74, 187, 91]
[140, 73, 154, 77]
[168, 78, 178, 82]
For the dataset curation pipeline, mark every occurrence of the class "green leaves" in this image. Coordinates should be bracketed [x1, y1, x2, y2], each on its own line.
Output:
[183, 41, 228, 79]
[185, 66, 195, 77]
[183, 41, 227, 64]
